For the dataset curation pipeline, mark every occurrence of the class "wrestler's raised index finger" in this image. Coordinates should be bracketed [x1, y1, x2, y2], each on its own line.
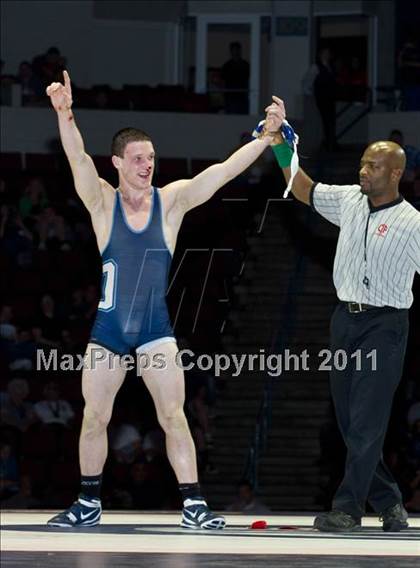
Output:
[63, 70, 71, 92]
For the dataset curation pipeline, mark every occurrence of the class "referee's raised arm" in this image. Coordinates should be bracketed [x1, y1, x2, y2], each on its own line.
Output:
[265, 96, 314, 205]
[280, 165, 314, 205]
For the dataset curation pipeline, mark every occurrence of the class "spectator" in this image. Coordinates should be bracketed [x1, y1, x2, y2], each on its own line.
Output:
[0, 305, 17, 342]
[68, 288, 88, 321]
[34, 46, 66, 86]
[221, 42, 249, 114]
[109, 421, 143, 464]
[8, 327, 36, 371]
[0, 59, 15, 105]
[31, 325, 60, 350]
[36, 294, 63, 342]
[389, 129, 420, 182]
[227, 480, 271, 514]
[0, 378, 36, 448]
[16, 61, 44, 105]
[59, 328, 80, 356]
[19, 177, 48, 223]
[0, 204, 34, 263]
[36, 205, 71, 251]
[33, 381, 75, 427]
[302, 59, 322, 96]
[313, 47, 337, 150]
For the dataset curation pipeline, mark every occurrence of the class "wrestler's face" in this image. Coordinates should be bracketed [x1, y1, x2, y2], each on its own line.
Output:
[114, 140, 155, 191]
[359, 147, 396, 199]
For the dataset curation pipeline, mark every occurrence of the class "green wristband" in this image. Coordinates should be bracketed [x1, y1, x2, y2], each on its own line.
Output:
[272, 143, 293, 168]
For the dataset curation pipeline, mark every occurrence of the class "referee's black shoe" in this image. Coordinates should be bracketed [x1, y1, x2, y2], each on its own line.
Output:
[379, 503, 409, 532]
[313, 510, 361, 532]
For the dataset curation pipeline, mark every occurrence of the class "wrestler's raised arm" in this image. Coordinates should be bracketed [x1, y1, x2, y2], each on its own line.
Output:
[46, 70, 104, 213]
[165, 101, 280, 213]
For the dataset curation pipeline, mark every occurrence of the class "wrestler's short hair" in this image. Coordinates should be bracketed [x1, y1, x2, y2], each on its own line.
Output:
[111, 127, 152, 157]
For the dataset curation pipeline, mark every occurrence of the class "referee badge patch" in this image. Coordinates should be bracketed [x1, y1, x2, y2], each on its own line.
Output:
[375, 223, 388, 237]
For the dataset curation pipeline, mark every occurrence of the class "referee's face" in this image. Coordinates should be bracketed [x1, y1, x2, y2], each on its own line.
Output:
[359, 143, 404, 199]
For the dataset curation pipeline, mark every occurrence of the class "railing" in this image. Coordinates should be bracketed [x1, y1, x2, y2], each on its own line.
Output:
[335, 88, 373, 142]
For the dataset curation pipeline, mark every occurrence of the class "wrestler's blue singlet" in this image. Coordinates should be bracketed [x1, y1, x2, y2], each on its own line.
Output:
[90, 188, 174, 354]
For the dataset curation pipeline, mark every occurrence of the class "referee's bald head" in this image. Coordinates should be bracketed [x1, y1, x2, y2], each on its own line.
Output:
[366, 141, 406, 172]
[360, 141, 406, 198]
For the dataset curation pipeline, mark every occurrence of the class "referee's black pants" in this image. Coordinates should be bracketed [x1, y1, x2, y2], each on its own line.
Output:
[329, 303, 409, 519]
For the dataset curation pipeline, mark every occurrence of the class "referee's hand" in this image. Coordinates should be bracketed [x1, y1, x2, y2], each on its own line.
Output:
[265, 96, 286, 132]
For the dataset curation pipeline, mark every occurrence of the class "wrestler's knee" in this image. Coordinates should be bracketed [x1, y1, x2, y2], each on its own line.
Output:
[157, 405, 188, 434]
[82, 403, 112, 436]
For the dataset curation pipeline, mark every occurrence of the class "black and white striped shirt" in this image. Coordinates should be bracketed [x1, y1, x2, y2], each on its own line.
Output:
[310, 183, 420, 308]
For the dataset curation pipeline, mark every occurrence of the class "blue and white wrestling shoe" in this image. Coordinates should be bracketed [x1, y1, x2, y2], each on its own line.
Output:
[181, 498, 226, 530]
[47, 496, 102, 527]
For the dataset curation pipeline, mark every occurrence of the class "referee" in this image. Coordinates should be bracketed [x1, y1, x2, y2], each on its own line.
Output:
[266, 96, 420, 532]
